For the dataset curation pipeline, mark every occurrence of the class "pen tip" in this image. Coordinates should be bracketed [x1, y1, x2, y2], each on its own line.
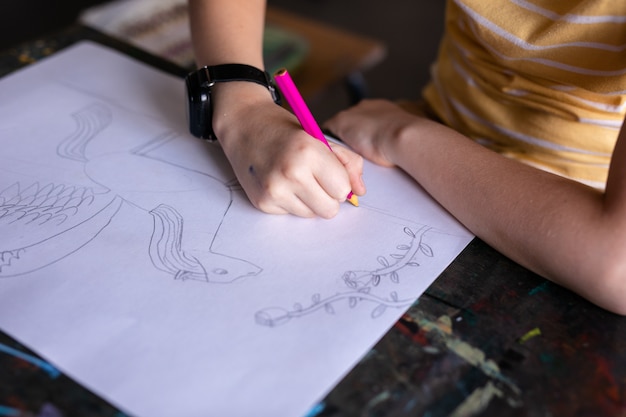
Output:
[347, 194, 359, 207]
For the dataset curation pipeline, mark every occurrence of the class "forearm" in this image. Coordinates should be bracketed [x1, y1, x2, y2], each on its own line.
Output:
[386, 117, 626, 312]
[188, 0, 267, 67]
[187, 0, 274, 144]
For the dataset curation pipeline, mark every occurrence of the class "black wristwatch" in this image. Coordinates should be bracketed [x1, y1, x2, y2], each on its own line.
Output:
[185, 64, 281, 141]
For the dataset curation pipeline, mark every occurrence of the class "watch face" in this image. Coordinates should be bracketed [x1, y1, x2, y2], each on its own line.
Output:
[185, 69, 214, 140]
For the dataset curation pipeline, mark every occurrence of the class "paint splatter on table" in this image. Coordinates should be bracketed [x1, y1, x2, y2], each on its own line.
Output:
[320, 239, 626, 417]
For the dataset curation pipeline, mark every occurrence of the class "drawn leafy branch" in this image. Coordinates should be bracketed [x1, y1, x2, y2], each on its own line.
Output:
[342, 225, 433, 289]
[255, 288, 414, 327]
[255, 225, 434, 327]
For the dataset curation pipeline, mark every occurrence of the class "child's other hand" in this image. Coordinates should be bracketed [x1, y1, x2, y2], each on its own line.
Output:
[324, 99, 422, 168]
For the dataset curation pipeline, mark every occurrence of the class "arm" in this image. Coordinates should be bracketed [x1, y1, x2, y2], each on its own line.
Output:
[325, 99, 626, 315]
[187, 0, 365, 218]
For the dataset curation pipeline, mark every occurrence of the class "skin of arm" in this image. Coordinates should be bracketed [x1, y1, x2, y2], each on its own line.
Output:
[187, 0, 365, 218]
[325, 99, 626, 315]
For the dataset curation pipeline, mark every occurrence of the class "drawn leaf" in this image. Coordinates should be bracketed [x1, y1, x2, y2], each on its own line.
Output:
[312, 293, 321, 304]
[324, 303, 335, 314]
[390, 271, 399, 283]
[293, 303, 303, 312]
[390, 254, 403, 259]
[396, 244, 410, 250]
[390, 291, 398, 301]
[420, 243, 434, 257]
[358, 287, 371, 294]
[342, 271, 358, 288]
[377, 256, 389, 267]
[372, 275, 381, 286]
[371, 304, 387, 318]
[404, 227, 416, 238]
[343, 270, 357, 280]
[349, 297, 358, 308]
[407, 262, 420, 267]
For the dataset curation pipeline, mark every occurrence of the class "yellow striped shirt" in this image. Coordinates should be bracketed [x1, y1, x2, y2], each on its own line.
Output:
[423, 0, 626, 188]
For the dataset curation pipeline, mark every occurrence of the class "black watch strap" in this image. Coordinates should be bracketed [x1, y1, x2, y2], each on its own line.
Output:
[185, 64, 281, 141]
[203, 64, 273, 87]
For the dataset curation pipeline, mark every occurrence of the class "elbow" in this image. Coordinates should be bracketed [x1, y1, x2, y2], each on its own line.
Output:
[589, 255, 626, 316]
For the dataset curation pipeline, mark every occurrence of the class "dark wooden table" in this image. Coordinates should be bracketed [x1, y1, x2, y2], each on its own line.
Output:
[1, 27, 625, 417]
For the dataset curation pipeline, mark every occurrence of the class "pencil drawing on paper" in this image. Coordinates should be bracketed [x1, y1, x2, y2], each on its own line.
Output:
[1, 95, 454, 327]
[0, 102, 261, 282]
[255, 225, 436, 327]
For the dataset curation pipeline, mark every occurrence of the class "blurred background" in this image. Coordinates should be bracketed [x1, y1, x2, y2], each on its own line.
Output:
[0, 0, 446, 120]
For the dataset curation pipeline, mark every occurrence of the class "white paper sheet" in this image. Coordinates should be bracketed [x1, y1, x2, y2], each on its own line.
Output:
[0, 42, 473, 417]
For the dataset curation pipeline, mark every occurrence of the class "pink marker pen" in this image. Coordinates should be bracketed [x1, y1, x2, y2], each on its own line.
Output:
[273, 68, 359, 207]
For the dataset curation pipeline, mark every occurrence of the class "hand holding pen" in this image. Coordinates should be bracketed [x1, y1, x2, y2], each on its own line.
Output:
[274, 68, 363, 207]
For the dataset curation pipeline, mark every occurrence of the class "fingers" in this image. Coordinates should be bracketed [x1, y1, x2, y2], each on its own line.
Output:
[330, 144, 366, 196]
[288, 148, 350, 218]
[254, 195, 318, 218]
[245, 141, 351, 219]
[324, 100, 403, 168]
[252, 172, 343, 219]
[223, 106, 363, 219]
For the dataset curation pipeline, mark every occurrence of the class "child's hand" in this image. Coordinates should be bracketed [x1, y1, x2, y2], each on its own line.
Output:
[324, 99, 423, 168]
[213, 85, 365, 218]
